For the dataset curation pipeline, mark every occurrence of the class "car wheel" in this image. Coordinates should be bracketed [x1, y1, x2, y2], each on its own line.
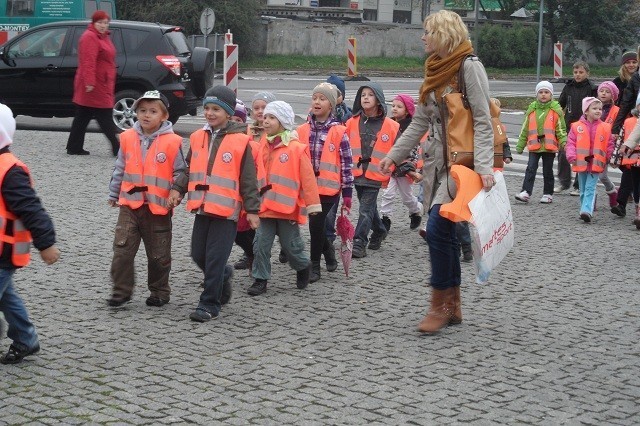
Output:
[113, 90, 142, 131]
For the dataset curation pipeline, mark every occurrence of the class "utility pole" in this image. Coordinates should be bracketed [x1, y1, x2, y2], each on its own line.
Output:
[536, 0, 544, 82]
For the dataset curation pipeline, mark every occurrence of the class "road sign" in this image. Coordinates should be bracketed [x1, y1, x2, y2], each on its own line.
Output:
[199, 8, 215, 36]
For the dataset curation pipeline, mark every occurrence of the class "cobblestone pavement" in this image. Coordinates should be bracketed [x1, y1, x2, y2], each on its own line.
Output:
[1, 129, 639, 425]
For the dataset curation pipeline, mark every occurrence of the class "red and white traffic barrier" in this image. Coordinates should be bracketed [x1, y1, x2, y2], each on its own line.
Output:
[347, 37, 357, 77]
[554, 42, 563, 79]
[224, 43, 239, 94]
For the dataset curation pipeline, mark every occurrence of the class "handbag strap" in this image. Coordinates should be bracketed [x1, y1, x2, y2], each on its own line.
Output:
[458, 54, 476, 110]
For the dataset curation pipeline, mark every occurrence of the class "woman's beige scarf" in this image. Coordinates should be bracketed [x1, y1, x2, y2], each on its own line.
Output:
[419, 40, 474, 103]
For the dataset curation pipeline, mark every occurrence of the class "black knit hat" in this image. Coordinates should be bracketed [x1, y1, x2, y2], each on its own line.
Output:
[203, 85, 236, 116]
[622, 51, 637, 65]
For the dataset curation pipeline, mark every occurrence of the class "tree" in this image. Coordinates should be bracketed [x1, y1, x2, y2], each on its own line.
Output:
[116, 0, 262, 58]
[541, 0, 638, 61]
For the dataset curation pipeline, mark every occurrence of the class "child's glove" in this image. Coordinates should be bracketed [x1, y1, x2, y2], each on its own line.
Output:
[392, 161, 416, 177]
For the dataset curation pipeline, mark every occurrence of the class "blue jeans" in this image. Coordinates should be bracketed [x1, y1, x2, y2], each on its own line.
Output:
[354, 186, 385, 245]
[0, 268, 39, 350]
[577, 172, 599, 216]
[455, 221, 471, 247]
[426, 205, 461, 290]
[191, 215, 237, 316]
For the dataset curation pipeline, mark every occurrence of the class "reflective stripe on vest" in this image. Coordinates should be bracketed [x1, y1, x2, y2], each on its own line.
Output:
[256, 139, 308, 224]
[604, 105, 620, 125]
[118, 130, 183, 215]
[296, 123, 344, 196]
[526, 110, 559, 152]
[347, 117, 399, 182]
[621, 116, 640, 166]
[0, 153, 32, 267]
[186, 129, 248, 220]
[572, 121, 611, 173]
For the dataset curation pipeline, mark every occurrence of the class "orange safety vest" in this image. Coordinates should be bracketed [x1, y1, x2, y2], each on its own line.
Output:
[118, 130, 183, 215]
[571, 121, 611, 173]
[186, 129, 249, 220]
[0, 153, 32, 267]
[296, 123, 344, 196]
[347, 117, 399, 183]
[256, 139, 309, 224]
[621, 116, 640, 167]
[526, 110, 560, 152]
[604, 105, 620, 125]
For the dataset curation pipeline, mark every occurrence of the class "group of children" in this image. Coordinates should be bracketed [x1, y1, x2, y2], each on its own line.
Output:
[514, 56, 640, 225]
[102, 76, 427, 327]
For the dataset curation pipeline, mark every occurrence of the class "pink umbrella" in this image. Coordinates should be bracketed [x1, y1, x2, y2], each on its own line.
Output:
[336, 207, 355, 277]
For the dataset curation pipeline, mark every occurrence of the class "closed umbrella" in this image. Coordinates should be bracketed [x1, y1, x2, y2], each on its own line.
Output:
[336, 207, 354, 277]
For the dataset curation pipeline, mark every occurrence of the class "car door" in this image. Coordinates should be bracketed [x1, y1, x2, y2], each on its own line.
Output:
[0, 26, 68, 113]
[58, 25, 125, 104]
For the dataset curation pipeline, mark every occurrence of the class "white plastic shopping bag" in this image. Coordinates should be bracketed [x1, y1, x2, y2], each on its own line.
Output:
[468, 171, 514, 284]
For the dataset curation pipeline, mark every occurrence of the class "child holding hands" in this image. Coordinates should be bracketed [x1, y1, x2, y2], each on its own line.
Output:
[515, 81, 567, 204]
[380, 94, 423, 231]
[565, 97, 615, 222]
[107, 90, 186, 307]
[248, 101, 321, 296]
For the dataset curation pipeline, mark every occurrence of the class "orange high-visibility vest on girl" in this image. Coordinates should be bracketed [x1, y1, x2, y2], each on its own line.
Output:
[0, 153, 32, 267]
[118, 130, 183, 215]
[186, 129, 249, 220]
[526, 110, 560, 152]
[256, 139, 309, 224]
[621, 116, 640, 167]
[347, 117, 399, 183]
[571, 121, 611, 173]
[296, 123, 344, 196]
[604, 105, 620, 125]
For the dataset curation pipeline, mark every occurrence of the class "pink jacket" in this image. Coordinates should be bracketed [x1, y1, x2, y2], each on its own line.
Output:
[72, 24, 116, 108]
[565, 116, 614, 173]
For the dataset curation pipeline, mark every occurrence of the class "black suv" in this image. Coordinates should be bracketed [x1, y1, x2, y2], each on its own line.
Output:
[0, 20, 213, 129]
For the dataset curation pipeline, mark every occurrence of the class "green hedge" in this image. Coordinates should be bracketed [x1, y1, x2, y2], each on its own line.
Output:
[477, 24, 538, 69]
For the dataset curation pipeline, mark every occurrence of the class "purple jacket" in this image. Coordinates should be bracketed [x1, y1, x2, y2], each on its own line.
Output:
[565, 116, 614, 173]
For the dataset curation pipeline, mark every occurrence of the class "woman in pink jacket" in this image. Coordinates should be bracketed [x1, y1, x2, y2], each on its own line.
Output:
[65, 10, 119, 156]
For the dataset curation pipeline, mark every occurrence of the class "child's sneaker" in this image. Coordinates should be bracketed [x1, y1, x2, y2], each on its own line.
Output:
[409, 213, 422, 230]
[554, 185, 569, 193]
[382, 215, 391, 232]
[247, 279, 267, 296]
[570, 188, 580, 196]
[539, 194, 553, 204]
[580, 212, 592, 223]
[514, 190, 530, 202]
[611, 204, 626, 217]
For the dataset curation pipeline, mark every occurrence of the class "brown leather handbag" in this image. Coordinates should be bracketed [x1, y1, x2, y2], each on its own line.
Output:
[439, 55, 503, 169]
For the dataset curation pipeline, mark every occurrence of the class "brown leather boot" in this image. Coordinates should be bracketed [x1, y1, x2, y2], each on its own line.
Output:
[417, 288, 454, 333]
[449, 286, 462, 325]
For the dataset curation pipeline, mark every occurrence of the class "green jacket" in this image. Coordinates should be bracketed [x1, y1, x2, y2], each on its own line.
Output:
[516, 100, 567, 153]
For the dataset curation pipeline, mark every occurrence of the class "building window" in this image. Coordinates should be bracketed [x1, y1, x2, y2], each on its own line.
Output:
[6, 0, 35, 17]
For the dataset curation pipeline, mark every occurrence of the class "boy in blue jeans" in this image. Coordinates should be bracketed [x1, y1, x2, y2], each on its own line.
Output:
[0, 104, 60, 364]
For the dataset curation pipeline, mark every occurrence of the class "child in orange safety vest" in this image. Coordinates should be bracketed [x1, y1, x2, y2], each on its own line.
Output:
[514, 81, 567, 205]
[0, 104, 60, 365]
[617, 94, 640, 228]
[346, 82, 400, 258]
[170, 85, 261, 322]
[248, 101, 321, 297]
[107, 90, 187, 308]
[596, 81, 621, 207]
[565, 97, 615, 223]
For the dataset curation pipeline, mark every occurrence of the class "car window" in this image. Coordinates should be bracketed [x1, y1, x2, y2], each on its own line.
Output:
[164, 31, 191, 56]
[120, 28, 150, 54]
[7, 27, 67, 58]
[69, 26, 123, 56]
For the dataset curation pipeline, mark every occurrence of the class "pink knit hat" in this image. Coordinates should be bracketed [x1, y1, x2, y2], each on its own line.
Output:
[393, 94, 416, 117]
[582, 96, 602, 114]
[598, 81, 620, 102]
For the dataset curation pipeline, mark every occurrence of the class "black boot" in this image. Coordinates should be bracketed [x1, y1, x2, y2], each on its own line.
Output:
[296, 262, 311, 289]
[310, 261, 321, 283]
[322, 238, 338, 272]
[382, 215, 391, 231]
